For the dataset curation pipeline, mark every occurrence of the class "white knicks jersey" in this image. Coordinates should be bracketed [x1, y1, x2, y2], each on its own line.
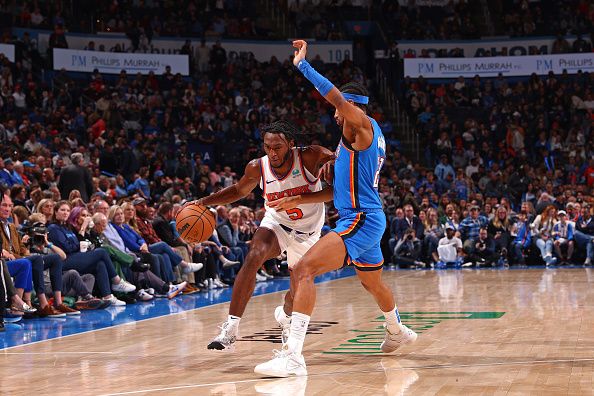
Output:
[259, 147, 325, 234]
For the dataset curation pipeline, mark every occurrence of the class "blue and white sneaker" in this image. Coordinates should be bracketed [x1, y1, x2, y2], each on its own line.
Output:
[4, 310, 22, 323]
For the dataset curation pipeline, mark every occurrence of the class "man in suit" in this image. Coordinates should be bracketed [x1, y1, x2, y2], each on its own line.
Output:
[57, 152, 94, 202]
[395, 204, 425, 241]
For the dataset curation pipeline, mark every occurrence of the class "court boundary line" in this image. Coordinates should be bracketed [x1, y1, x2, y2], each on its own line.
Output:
[0, 269, 363, 352]
[99, 357, 594, 395]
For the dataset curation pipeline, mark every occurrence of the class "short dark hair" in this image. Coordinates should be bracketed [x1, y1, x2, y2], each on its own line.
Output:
[339, 82, 369, 112]
[260, 119, 300, 144]
[158, 202, 173, 216]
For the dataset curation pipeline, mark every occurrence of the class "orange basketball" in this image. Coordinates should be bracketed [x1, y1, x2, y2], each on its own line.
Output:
[175, 204, 216, 243]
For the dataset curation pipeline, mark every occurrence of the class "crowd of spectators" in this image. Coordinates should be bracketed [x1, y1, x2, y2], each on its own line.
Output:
[386, 66, 594, 268]
[378, 0, 482, 41]
[496, 0, 593, 38]
[7, 0, 273, 40]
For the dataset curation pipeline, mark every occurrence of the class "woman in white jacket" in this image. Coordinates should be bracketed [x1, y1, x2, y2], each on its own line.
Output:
[530, 205, 558, 266]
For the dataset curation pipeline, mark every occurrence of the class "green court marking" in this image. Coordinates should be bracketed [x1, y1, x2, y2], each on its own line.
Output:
[324, 311, 505, 355]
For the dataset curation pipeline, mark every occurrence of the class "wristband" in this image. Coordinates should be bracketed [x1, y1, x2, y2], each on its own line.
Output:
[46, 243, 54, 249]
[297, 59, 334, 96]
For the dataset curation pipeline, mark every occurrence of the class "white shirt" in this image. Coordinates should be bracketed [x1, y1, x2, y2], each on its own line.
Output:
[439, 236, 462, 249]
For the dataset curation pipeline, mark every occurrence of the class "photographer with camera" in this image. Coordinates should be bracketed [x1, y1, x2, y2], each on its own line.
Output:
[464, 227, 497, 267]
[393, 228, 425, 268]
[1, 193, 78, 317]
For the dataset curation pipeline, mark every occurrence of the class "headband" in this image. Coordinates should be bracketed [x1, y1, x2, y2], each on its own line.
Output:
[342, 92, 369, 105]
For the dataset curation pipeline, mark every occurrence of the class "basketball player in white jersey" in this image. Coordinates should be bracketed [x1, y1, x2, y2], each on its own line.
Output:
[188, 120, 334, 350]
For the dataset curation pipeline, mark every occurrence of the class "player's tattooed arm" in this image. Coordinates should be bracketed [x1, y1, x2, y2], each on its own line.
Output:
[191, 159, 261, 207]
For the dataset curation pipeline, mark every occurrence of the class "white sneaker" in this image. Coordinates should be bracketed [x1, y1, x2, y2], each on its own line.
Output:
[222, 258, 240, 268]
[380, 323, 417, 353]
[207, 278, 217, 289]
[260, 269, 274, 279]
[254, 348, 307, 378]
[167, 281, 186, 299]
[213, 278, 229, 288]
[207, 321, 237, 350]
[145, 288, 155, 296]
[255, 273, 267, 282]
[136, 289, 154, 301]
[274, 306, 291, 345]
[111, 280, 136, 293]
[104, 295, 126, 306]
[584, 258, 591, 266]
[183, 262, 204, 274]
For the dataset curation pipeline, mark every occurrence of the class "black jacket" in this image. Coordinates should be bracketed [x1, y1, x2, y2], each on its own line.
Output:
[152, 215, 184, 247]
[57, 164, 94, 202]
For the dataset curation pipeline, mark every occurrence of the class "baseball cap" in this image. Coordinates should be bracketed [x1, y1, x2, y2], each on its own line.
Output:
[132, 197, 147, 206]
[445, 224, 455, 231]
[22, 161, 35, 167]
[469, 205, 480, 210]
[558, 210, 567, 216]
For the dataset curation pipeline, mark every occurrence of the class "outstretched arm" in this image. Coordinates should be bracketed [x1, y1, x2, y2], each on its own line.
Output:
[192, 159, 261, 207]
[292, 40, 372, 145]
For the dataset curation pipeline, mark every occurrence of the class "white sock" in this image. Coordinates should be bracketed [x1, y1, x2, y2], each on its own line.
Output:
[383, 307, 402, 333]
[227, 315, 241, 335]
[275, 306, 291, 327]
[286, 312, 309, 355]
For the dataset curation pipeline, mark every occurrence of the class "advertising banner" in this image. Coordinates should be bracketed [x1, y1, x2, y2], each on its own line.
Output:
[53, 48, 190, 75]
[404, 53, 594, 78]
[33, 32, 352, 64]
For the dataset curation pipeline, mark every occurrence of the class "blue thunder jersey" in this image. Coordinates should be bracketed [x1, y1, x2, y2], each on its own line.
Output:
[334, 116, 386, 211]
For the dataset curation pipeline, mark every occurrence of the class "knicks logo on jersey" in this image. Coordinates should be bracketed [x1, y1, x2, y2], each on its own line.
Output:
[266, 184, 312, 202]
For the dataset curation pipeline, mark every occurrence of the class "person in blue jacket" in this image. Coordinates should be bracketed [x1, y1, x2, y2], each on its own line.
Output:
[48, 201, 136, 306]
[510, 211, 532, 265]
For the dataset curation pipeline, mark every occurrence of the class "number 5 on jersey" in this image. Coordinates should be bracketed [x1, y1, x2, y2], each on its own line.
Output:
[286, 208, 304, 220]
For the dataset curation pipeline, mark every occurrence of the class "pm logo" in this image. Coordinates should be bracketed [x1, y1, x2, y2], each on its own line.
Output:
[71, 55, 86, 67]
[418, 63, 434, 74]
[536, 59, 553, 71]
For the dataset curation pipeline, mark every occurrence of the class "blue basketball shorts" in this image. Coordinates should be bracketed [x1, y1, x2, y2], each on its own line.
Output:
[332, 209, 386, 271]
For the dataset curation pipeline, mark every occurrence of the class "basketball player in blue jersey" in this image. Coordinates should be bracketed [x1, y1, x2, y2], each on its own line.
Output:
[255, 40, 417, 378]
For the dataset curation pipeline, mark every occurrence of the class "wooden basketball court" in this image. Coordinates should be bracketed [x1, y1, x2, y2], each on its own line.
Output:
[2, 268, 594, 395]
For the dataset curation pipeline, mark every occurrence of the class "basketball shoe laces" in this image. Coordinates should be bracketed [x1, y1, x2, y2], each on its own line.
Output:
[213, 322, 237, 347]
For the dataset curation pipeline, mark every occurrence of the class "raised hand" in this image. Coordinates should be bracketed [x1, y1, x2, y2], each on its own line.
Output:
[292, 40, 308, 66]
